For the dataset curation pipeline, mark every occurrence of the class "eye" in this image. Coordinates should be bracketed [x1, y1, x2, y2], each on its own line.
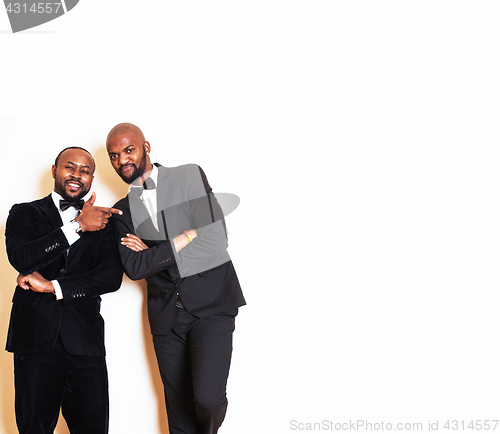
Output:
[126, 148, 134, 153]
[109, 155, 117, 160]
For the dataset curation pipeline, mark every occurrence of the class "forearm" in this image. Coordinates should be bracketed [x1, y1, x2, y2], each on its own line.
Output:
[58, 225, 123, 303]
[119, 239, 179, 281]
[58, 264, 123, 302]
[173, 221, 230, 277]
[114, 211, 179, 280]
[6, 206, 70, 275]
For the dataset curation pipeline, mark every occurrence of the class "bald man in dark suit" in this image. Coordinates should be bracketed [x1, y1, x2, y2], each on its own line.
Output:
[106, 123, 245, 434]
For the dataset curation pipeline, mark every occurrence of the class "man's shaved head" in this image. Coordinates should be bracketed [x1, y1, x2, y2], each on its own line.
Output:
[106, 122, 152, 185]
[106, 123, 145, 146]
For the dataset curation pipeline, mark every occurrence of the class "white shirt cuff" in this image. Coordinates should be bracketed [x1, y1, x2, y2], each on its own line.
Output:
[61, 222, 80, 245]
[52, 280, 63, 300]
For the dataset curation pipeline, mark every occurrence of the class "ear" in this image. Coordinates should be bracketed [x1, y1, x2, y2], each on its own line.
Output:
[144, 141, 151, 154]
[51, 165, 56, 179]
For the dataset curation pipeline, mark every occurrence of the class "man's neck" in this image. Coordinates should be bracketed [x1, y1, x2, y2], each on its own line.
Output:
[138, 163, 156, 186]
[134, 162, 154, 186]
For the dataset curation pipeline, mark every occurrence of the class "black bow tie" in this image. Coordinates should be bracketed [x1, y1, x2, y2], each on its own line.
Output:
[143, 178, 156, 190]
[60, 199, 84, 211]
[131, 178, 156, 193]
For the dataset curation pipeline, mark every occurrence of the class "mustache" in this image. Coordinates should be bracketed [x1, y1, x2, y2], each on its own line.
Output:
[119, 163, 136, 172]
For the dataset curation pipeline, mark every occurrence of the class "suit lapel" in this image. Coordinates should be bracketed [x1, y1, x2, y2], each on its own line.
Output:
[156, 165, 169, 241]
[39, 194, 68, 268]
[39, 194, 63, 229]
[128, 191, 161, 242]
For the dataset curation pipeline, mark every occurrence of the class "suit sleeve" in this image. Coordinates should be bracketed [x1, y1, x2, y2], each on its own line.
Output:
[172, 166, 230, 276]
[5, 203, 70, 275]
[57, 220, 123, 304]
[113, 202, 180, 281]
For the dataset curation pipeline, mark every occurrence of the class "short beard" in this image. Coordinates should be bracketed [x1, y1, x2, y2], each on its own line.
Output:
[118, 146, 147, 185]
[54, 177, 89, 201]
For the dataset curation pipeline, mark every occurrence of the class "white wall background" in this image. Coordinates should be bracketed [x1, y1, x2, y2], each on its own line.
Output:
[1, 2, 500, 433]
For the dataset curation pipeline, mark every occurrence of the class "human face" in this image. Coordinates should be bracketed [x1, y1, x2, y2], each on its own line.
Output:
[52, 149, 94, 201]
[107, 134, 151, 185]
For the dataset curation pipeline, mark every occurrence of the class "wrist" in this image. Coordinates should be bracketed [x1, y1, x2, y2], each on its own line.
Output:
[183, 231, 193, 242]
[71, 219, 84, 235]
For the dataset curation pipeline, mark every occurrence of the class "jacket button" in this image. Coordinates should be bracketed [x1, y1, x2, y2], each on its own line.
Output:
[45, 248, 49, 252]
[60, 268, 65, 274]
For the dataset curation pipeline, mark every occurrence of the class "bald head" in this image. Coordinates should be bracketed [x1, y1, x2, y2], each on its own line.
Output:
[106, 123, 145, 146]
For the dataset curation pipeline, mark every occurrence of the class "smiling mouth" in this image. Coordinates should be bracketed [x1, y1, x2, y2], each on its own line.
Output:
[66, 180, 82, 190]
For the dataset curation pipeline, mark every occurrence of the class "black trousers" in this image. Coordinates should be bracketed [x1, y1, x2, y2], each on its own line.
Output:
[153, 307, 237, 434]
[14, 334, 109, 434]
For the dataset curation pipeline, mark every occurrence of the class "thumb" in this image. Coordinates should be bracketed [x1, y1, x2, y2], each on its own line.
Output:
[85, 192, 96, 206]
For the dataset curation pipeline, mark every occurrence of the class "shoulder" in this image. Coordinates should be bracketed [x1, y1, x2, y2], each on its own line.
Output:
[156, 163, 211, 196]
[159, 163, 207, 184]
[8, 195, 49, 215]
[113, 196, 129, 210]
[157, 163, 200, 177]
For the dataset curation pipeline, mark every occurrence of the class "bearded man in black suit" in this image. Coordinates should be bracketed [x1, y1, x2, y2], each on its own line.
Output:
[5, 147, 123, 434]
[106, 123, 245, 434]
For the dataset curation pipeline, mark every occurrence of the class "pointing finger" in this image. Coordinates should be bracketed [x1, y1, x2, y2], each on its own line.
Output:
[97, 207, 123, 215]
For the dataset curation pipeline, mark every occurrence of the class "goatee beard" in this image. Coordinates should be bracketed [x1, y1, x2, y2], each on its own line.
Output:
[119, 150, 147, 185]
[54, 178, 89, 201]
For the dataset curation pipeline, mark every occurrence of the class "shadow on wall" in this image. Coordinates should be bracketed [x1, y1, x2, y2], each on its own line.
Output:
[138, 279, 170, 434]
[0, 228, 19, 434]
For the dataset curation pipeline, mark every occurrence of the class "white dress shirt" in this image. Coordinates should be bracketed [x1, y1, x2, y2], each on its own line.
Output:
[50, 191, 89, 299]
[131, 165, 159, 231]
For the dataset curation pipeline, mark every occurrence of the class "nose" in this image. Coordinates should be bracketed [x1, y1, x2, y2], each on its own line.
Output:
[119, 153, 130, 166]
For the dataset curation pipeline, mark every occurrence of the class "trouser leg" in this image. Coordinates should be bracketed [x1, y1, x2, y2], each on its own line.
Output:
[189, 309, 236, 434]
[61, 353, 109, 434]
[153, 307, 237, 434]
[14, 337, 68, 434]
[14, 334, 109, 434]
[153, 308, 198, 434]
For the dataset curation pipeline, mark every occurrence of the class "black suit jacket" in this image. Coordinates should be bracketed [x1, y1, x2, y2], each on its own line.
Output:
[113, 164, 245, 335]
[5, 194, 123, 356]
